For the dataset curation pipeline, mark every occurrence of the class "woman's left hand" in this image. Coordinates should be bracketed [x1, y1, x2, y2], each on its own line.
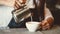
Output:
[41, 20, 51, 30]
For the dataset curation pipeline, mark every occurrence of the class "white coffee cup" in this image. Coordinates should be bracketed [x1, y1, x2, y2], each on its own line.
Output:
[26, 21, 41, 32]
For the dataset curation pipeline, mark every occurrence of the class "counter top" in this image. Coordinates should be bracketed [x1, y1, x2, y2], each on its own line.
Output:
[0, 25, 60, 34]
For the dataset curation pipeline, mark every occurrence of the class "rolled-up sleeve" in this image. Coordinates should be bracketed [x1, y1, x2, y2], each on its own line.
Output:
[26, 0, 35, 8]
[44, 4, 54, 20]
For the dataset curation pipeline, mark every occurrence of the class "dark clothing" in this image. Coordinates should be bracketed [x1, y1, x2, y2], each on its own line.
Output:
[46, 0, 60, 25]
[8, 17, 31, 28]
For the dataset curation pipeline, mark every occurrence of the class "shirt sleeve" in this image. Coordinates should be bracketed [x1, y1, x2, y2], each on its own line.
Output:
[25, 0, 35, 8]
[44, 4, 54, 20]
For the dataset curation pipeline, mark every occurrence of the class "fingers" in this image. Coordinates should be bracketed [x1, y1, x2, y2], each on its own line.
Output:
[42, 23, 50, 30]
[14, 0, 21, 9]
[41, 21, 51, 30]
[42, 20, 47, 26]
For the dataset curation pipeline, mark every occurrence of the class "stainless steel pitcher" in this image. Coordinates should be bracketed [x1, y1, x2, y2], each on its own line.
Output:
[12, 6, 31, 23]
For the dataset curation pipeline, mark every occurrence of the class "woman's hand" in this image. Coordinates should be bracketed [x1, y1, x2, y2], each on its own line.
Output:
[40, 17, 53, 30]
[14, 0, 26, 9]
[14, 0, 22, 9]
[41, 20, 51, 30]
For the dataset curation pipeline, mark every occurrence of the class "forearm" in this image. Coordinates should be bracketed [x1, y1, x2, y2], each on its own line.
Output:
[0, 0, 15, 7]
[44, 3, 54, 24]
[44, 8, 54, 25]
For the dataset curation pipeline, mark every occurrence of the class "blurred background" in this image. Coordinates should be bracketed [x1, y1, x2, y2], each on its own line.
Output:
[0, 0, 14, 27]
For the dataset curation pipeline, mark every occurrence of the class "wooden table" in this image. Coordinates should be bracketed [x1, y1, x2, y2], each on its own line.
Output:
[0, 25, 60, 34]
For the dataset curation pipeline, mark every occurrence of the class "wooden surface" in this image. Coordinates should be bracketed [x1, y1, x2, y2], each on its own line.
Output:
[0, 25, 60, 34]
[0, 28, 43, 34]
[42, 25, 60, 34]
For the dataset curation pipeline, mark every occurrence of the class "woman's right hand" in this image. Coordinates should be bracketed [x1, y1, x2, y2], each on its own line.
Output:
[14, 0, 26, 9]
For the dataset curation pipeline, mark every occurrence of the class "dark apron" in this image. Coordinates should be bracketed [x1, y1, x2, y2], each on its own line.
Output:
[8, 17, 31, 28]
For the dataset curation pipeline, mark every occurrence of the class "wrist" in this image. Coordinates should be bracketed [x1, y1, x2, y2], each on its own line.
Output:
[44, 17, 54, 25]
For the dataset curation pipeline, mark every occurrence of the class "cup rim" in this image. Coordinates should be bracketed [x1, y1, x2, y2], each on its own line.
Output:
[26, 21, 41, 24]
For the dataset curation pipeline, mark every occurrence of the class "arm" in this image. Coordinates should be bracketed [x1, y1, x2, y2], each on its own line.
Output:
[44, 5, 54, 25]
[0, 0, 15, 7]
[41, 3, 54, 30]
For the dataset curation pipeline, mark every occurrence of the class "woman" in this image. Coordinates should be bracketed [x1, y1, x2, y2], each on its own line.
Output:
[1, 0, 54, 30]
